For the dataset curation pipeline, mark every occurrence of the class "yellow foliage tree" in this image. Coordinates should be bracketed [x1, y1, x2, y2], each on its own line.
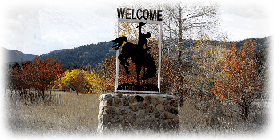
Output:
[53, 69, 101, 94]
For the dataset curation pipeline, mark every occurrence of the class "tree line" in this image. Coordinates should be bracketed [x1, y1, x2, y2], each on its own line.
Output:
[7, 56, 102, 103]
[7, 57, 64, 100]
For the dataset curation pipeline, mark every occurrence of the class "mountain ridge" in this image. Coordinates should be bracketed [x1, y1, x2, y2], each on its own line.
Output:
[3, 36, 271, 68]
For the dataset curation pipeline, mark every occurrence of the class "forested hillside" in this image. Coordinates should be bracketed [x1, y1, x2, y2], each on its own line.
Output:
[4, 36, 270, 69]
[39, 41, 116, 68]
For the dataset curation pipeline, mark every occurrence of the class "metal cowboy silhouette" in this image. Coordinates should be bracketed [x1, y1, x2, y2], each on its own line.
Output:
[112, 22, 158, 91]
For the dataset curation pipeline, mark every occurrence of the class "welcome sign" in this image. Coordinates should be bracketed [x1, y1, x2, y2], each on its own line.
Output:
[117, 8, 163, 21]
[115, 7, 163, 93]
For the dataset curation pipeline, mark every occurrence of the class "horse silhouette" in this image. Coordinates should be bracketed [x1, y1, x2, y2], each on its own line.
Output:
[112, 22, 157, 91]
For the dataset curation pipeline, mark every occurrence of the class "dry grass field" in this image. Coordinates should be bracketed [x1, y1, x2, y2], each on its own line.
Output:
[7, 90, 100, 135]
[6, 89, 267, 136]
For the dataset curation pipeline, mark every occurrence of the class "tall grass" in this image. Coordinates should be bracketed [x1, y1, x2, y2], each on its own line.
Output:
[7, 89, 266, 135]
[7, 90, 100, 135]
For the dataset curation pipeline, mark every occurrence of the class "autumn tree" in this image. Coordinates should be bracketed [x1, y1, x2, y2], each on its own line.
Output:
[186, 34, 228, 101]
[53, 69, 101, 94]
[10, 61, 32, 96]
[214, 40, 259, 120]
[7, 57, 64, 103]
[29, 57, 64, 98]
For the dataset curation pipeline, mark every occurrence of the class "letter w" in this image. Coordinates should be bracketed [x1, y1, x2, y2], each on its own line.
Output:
[117, 8, 125, 19]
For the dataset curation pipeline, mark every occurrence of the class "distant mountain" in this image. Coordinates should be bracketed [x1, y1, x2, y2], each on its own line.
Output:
[3, 42, 116, 68]
[3, 48, 38, 63]
[39, 41, 116, 68]
[4, 36, 271, 69]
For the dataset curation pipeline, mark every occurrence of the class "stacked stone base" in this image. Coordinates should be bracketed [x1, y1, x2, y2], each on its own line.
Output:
[97, 93, 179, 133]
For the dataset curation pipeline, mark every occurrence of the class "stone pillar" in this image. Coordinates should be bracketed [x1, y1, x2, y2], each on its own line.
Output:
[97, 93, 179, 133]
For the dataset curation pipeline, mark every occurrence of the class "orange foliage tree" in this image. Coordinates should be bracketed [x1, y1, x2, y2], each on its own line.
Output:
[28, 57, 64, 98]
[10, 57, 64, 99]
[213, 40, 259, 120]
[12, 61, 33, 96]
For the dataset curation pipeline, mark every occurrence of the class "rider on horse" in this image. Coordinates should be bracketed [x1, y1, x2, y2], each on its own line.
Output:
[137, 22, 151, 50]
[111, 22, 157, 90]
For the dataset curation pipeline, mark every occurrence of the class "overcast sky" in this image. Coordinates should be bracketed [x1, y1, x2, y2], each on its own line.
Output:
[0, 0, 273, 55]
